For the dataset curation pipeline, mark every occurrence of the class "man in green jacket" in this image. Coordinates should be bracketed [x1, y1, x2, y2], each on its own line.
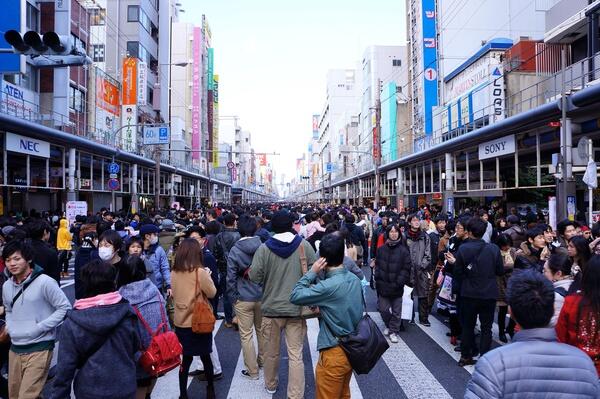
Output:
[249, 211, 317, 399]
[290, 232, 363, 399]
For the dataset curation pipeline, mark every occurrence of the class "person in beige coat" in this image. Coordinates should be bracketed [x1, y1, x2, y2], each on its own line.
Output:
[171, 238, 217, 399]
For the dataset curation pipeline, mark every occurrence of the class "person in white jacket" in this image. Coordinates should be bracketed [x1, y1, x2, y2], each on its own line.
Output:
[542, 252, 574, 326]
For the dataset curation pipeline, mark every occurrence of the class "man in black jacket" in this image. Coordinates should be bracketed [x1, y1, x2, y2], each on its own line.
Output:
[214, 212, 241, 327]
[344, 214, 368, 267]
[27, 219, 60, 284]
[446, 217, 503, 367]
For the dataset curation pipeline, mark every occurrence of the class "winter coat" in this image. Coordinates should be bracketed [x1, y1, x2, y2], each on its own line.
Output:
[504, 224, 526, 249]
[256, 228, 271, 243]
[346, 223, 368, 261]
[515, 242, 544, 272]
[74, 245, 98, 300]
[428, 230, 443, 267]
[465, 327, 599, 398]
[214, 227, 241, 273]
[30, 238, 60, 284]
[144, 244, 171, 291]
[158, 230, 176, 253]
[119, 279, 168, 379]
[51, 299, 139, 399]
[550, 278, 573, 327]
[56, 219, 72, 251]
[227, 236, 263, 303]
[496, 248, 515, 304]
[453, 239, 504, 300]
[374, 241, 412, 298]
[405, 230, 432, 298]
[171, 268, 217, 328]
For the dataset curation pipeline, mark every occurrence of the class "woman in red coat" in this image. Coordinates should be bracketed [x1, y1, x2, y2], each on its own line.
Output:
[556, 255, 600, 376]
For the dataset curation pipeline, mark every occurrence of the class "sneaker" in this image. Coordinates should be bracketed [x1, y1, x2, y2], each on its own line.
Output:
[420, 320, 431, 327]
[241, 370, 259, 380]
[389, 333, 399, 343]
[196, 371, 223, 381]
[265, 386, 277, 394]
[383, 328, 390, 336]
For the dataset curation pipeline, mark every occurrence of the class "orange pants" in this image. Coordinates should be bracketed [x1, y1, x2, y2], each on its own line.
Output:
[315, 345, 353, 399]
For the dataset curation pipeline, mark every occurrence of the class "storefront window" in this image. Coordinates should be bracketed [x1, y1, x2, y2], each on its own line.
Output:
[148, 170, 154, 193]
[50, 146, 64, 189]
[468, 149, 480, 191]
[30, 156, 47, 188]
[79, 152, 92, 190]
[93, 156, 104, 191]
[7, 152, 27, 186]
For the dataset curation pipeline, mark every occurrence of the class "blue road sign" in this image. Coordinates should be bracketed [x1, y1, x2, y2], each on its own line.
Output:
[107, 162, 120, 174]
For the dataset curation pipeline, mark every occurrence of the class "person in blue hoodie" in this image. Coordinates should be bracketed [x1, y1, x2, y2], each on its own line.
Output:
[51, 259, 139, 399]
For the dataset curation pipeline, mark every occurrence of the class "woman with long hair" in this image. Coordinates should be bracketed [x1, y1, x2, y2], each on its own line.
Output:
[495, 234, 516, 343]
[568, 235, 592, 293]
[556, 254, 600, 376]
[171, 238, 217, 399]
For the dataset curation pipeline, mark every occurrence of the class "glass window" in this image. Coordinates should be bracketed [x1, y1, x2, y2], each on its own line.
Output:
[139, 9, 152, 33]
[26, 3, 39, 31]
[93, 156, 104, 191]
[92, 44, 105, 62]
[30, 156, 47, 188]
[49, 146, 64, 189]
[90, 7, 106, 25]
[79, 152, 91, 189]
[126, 41, 138, 59]
[127, 5, 139, 22]
[7, 152, 27, 186]
[121, 162, 130, 193]
[21, 63, 38, 92]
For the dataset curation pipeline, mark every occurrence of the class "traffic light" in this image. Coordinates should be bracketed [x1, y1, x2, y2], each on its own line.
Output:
[3, 30, 90, 66]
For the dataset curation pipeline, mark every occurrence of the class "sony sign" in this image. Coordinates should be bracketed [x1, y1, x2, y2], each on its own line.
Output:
[479, 134, 515, 160]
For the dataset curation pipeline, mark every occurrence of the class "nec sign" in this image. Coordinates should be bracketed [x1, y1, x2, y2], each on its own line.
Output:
[6, 132, 50, 158]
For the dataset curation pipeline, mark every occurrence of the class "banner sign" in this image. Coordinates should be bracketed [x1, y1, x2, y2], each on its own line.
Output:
[122, 57, 137, 105]
[137, 61, 147, 106]
[192, 27, 202, 160]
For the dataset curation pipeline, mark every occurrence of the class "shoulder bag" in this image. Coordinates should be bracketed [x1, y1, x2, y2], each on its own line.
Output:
[299, 243, 320, 320]
[191, 268, 216, 334]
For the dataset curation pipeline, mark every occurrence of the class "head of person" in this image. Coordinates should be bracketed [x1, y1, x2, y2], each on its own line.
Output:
[344, 214, 356, 225]
[557, 219, 577, 241]
[205, 220, 221, 236]
[568, 235, 592, 265]
[526, 227, 546, 250]
[140, 224, 160, 247]
[434, 215, 447, 233]
[539, 224, 555, 244]
[118, 255, 147, 286]
[186, 225, 206, 247]
[496, 234, 513, 252]
[506, 268, 555, 329]
[478, 209, 489, 223]
[581, 225, 592, 241]
[173, 238, 204, 272]
[496, 217, 507, 230]
[407, 214, 420, 231]
[455, 219, 467, 239]
[223, 212, 236, 228]
[582, 255, 600, 313]
[271, 211, 293, 234]
[319, 232, 345, 267]
[543, 253, 572, 283]
[98, 230, 122, 263]
[506, 214, 520, 227]
[385, 224, 401, 242]
[28, 219, 51, 242]
[126, 236, 144, 257]
[466, 217, 487, 239]
[80, 259, 117, 298]
[207, 208, 218, 221]
[114, 220, 125, 232]
[2, 240, 34, 280]
[237, 214, 257, 238]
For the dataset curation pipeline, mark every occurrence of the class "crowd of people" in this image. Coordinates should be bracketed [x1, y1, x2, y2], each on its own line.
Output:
[0, 203, 597, 398]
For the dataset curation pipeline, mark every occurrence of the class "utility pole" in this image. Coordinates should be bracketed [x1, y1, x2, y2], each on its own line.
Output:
[374, 78, 382, 209]
[155, 147, 161, 211]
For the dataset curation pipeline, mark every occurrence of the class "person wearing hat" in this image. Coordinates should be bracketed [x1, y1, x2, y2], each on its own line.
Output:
[249, 210, 317, 398]
[140, 224, 171, 297]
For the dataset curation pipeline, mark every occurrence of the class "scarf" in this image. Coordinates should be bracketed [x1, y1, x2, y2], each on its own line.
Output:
[407, 228, 421, 241]
[74, 292, 123, 310]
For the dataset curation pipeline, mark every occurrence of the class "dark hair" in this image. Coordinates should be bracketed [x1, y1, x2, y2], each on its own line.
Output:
[99, 230, 123, 252]
[407, 213, 419, 223]
[321, 213, 334, 226]
[319, 233, 345, 266]
[570, 235, 592, 269]
[582, 255, 600, 314]
[344, 214, 355, 224]
[28, 219, 51, 240]
[237, 215, 257, 237]
[546, 253, 572, 277]
[526, 227, 545, 241]
[325, 222, 340, 234]
[80, 259, 117, 298]
[496, 233, 513, 249]
[434, 215, 447, 224]
[186, 225, 206, 238]
[2, 240, 34, 263]
[118, 255, 147, 286]
[126, 236, 144, 253]
[466, 217, 487, 239]
[207, 208, 218, 219]
[173, 238, 204, 272]
[385, 224, 402, 241]
[223, 213, 236, 227]
[557, 219, 575, 237]
[114, 220, 125, 231]
[205, 220, 221, 235]
[506, 269, 555, 329]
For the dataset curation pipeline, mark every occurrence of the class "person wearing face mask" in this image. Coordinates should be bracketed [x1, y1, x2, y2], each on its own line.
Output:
[140, 224, 172, 298]
[98, 230, 127, 289]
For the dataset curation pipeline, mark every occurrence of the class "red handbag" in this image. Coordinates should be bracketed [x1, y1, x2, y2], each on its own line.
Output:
[133, 295, 182, 377]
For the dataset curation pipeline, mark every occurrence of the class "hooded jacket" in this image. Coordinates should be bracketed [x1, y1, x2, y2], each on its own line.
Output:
[3, 265, 71, 350]
[51, 298, 139, 399]
[504, 224, 526, 249]
[144, 243, 171, 291]
[227, 236, 263, 303]
[405, 229, 432, 298]
[375, 241, 412, 298]
[56, 219, 72, 251]
[249, 232, 317, 317]
[214, 227, 241, 273]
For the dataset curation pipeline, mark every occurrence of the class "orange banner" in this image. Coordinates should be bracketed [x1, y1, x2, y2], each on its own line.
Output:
[122, 57, 137, 105]
[96, 74, 120, 115]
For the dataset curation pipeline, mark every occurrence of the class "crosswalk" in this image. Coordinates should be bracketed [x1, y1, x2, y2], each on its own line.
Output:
[151, 311, 486, 399]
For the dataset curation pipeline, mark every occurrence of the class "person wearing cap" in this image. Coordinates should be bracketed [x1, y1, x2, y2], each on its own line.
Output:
[249, 210, 317, 398]
[140, 224, 171, 297]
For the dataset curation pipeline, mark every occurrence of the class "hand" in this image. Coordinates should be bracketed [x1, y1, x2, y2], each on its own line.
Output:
[166, 288, 172, 297]
[370, 258, 376, 268]
[445, 252, 456, 264]
[310, 257, 327, 274]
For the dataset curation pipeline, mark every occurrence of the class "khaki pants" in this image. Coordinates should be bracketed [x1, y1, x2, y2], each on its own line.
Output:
[8, 349, 53, 399]
[315, 345, 352, 399]
[234, 300, 264, 377]
[261, 317, 306, 399]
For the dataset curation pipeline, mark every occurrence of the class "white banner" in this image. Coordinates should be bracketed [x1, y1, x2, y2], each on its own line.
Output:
[121, 105, 137, 151]
[478, 134, 515, 160]
[137, 61, 147, 106]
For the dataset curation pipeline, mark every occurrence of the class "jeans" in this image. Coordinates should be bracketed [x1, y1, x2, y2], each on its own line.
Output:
[460, 297, 496, 358]
[378, 295, 403, 333]
[217, 271, 233, 322]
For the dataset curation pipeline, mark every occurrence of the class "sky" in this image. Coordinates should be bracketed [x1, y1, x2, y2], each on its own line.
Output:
[182, 0, 406, 190]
